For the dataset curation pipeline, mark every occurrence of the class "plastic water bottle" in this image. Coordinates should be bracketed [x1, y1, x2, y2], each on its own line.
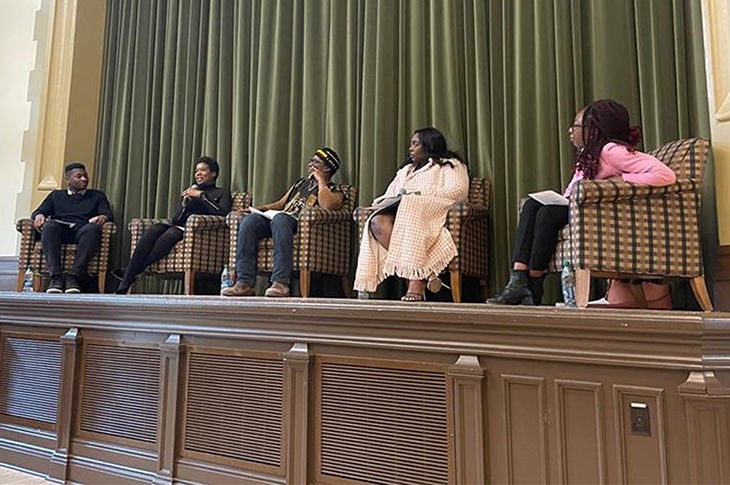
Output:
[561, 260, 576, 307]
[22, 268, 34, 293]
[220, 265, 233, 294]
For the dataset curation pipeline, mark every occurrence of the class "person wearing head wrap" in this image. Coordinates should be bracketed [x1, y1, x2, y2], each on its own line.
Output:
[223, 147, 346, 298]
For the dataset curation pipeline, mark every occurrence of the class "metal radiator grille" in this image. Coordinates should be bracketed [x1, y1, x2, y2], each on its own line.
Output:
[0, 337, 62, 424]
[320, 363, 449, 485]
[80, 345, 160, 443]
[184, 353, 284, 467]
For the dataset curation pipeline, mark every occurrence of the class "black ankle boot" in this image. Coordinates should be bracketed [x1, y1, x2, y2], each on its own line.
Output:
[487, 270, 533, 305]
[529, 274, 546, 306]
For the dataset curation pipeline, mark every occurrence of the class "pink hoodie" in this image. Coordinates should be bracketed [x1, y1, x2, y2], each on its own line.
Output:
[563, 142, 676, 197]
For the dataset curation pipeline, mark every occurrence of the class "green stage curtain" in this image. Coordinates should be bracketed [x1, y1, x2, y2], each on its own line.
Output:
[96, 0, 713, 301]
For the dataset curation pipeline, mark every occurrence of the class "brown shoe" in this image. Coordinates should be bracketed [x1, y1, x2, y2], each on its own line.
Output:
[221, 281, 255, 297]
[264, 282, 290, 297]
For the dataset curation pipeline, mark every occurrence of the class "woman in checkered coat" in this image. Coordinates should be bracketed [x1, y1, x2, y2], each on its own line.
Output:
[487, 99, 676, 306]
[354, 127, 470, 301]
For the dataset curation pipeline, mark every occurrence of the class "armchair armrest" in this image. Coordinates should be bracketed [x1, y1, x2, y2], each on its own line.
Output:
[16, 218, 34, 235]
[128, 218, 171, 232]
[573, 178, 697, 205]
[300, 207, 352, 225]
[184, 214, 227, 233]
[353, 207, 376, 239]
[17, 218, 116, 235]
[101, 221, 117, 236]
[226, 210, 246, 228]
[353, 206, 376, 222]
[447, 201, 489, 223]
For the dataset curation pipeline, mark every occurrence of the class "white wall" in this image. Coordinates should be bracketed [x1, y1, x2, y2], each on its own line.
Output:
[0, 0, 41, 256]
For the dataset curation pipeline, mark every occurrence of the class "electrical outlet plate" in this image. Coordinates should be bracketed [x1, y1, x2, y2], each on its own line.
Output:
[630, 402, 651, 436]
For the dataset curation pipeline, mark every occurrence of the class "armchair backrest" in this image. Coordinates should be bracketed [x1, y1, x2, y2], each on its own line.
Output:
[468, 177, 491, 207]
[336, 184, 358, 213]
[649, 138, 709, 181]
[231, 191, 252, 212]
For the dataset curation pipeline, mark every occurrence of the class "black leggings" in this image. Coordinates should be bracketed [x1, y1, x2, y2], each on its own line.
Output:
[513, 198, 569, 271]
[120, 223, 184, 288]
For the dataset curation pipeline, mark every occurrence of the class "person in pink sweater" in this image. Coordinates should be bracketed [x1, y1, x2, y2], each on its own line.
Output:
[488, 99, 676, 306]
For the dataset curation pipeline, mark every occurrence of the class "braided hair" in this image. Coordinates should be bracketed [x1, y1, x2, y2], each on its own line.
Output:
[574, 99, 643, 180]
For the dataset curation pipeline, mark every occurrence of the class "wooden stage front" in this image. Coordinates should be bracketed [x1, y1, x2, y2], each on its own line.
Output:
[0, 293, 728, 484]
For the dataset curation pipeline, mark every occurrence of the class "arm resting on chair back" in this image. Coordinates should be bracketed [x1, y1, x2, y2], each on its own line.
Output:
[568, 177, 703, 278]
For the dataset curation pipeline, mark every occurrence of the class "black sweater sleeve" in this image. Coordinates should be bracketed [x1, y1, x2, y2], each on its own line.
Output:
[169, 187, 231, 226]
[169, 197, 186, 226]
[31, 192, 56, 219]
[96, 192, 114, 222]
[200, 189, 232, 216]
[186, 188, 231, 216]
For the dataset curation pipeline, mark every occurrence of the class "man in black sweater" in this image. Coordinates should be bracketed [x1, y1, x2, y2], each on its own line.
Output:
[31, 163, 114, 293]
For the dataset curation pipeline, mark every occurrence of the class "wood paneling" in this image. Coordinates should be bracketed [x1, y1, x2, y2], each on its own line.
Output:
[448, 355, 485, 485]
[284, 343, 311, 485]
[716, 245, 730, 311]
[156, 334, 181, 485]
[613, 385, 668, 484]
[502, 375, 548, 484]
[554, 379, 606, 484]
[0, 295, 725, 484]
[47, 328, 81, 483]
[689, 403, 729, 482]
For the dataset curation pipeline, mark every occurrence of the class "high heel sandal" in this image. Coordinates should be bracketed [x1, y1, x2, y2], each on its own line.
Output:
[401, 292, 424, 302]
[426, 274, 450, 293]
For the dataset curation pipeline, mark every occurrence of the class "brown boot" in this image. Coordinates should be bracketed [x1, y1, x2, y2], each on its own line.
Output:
[264, 282, 290, 297]
[221, 281, 255, 297]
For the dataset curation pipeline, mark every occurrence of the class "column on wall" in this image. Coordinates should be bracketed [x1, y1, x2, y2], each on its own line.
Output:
[21, 0, 107, 215]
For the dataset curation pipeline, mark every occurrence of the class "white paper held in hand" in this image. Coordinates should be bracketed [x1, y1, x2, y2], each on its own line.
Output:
[528, 190, 569, 206]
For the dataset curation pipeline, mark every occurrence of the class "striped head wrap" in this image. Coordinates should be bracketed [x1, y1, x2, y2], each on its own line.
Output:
[314, 147, 341, 175]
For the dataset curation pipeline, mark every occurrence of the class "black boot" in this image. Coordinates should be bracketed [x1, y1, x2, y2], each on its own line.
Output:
[487, 270, 533, 305]
[529, 274, 547, 306]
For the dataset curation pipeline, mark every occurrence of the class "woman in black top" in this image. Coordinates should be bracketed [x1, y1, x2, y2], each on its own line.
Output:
[115, 156, 232, 293]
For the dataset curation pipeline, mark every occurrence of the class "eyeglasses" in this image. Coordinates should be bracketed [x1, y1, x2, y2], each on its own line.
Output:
[571, 123, 583, 128]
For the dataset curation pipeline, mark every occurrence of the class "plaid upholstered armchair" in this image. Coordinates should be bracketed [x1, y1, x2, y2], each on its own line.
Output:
[128, 191, 251, 295]
[226, 185, 358, 297]
[354, 177, 491, 302]
[15, 219, 117, 293]
[550, 138, 712, 311]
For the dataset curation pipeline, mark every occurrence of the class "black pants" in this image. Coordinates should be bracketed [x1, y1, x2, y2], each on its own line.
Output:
[513, 198, 569, 271]
[120, 223, 184, 288]
[40, 221, 103, 277]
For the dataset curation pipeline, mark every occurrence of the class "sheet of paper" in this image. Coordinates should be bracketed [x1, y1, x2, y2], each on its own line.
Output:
[528, 190, 569, 206]
[50, 219, 76, 228]
[372, 195, 401, 211]
[249, 207, 285, 220]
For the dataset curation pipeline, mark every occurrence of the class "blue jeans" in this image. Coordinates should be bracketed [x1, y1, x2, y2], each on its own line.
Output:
[235, 213, 298, 286]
